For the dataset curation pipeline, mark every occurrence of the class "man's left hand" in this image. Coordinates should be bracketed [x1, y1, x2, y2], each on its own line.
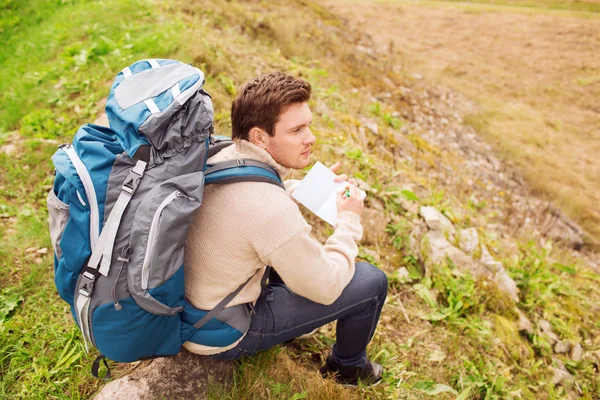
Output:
[329, 162, 357, 186]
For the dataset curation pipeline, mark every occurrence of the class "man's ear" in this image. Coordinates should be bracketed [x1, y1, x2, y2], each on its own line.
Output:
[248, 127, 269, 149]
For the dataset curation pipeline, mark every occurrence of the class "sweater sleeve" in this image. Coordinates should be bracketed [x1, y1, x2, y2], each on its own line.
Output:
[250, 206, 363, 305]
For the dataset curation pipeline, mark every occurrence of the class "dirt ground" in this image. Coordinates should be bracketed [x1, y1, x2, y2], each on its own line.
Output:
[324, 0, 600, 242]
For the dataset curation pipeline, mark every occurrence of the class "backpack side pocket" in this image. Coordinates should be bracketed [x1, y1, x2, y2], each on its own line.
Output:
[128, 172, 204, 315]
[47, 189, 70, 259]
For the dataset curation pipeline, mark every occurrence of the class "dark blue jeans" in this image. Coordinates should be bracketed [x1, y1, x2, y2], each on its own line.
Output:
[211, 262, 388, 368]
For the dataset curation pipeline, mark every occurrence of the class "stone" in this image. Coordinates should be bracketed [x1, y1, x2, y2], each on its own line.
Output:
[419, 206, 456, 235]
[361, 208, 387, 245]
[554, 340, 570, 354]
[364, 121, 379, 135]
[396, 267, 410, 283]
[549, 365, 574, 386]
[539, 206, 585, 250]
[539, 320, 559, 344]
[457, 227, 479, 255]
[422, 231, 487, 277]
[93, 113, 109, 127]
[480, 245, 503, 273]
[354, 177, 373, 193]
[93, 349, 233, 400]
[409, 221, 428, 259]
[516, 309, 533, 334]
[395, 195, 419, 215]
[361, 247, 380, 263]
[570, 343, 583, 362]
[493, 269, 519, 303]
[368, 197, 385, 211]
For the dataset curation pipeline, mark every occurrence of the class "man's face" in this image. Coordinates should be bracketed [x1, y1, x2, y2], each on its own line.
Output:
[262, 102, 316, 169]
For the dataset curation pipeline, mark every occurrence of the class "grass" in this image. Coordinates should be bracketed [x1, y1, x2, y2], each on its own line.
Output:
[1, 0, 599, 399]
[336, 0, 600, 244]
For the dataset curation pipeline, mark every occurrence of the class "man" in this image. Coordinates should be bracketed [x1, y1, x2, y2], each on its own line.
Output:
[184, 72, 388, 386]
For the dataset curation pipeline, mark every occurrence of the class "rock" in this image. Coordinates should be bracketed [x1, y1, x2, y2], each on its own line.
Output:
[93, 113, 109, 127]
[354, 177, 373, 193]
[93, 349, 233, 400]
[493, 269, 519, 303]
[395, 195, 419, 215]
[361, 208, 387, 245]
[419, 206, 456, 235]
[409, 221, 428, 259]
[539, 320, 559, 344]
[554, 340, 570, 354]
[364, 121, 379, 135]
[396, 267, 410, 283]
[516, 309, 534, 334]
[422, 231, 487, 277]
[550, 360, 574, 386]
[480, 245, 503, 273]
[570, 343, 583, 362]
[361, 247, 380, 263]
[368, 197, 385, 211]
[539, 206, 585, 250]
[457, 227, 479, 255]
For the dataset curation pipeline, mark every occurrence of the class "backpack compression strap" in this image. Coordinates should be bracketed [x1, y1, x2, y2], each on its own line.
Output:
[204, 159, 284, 189]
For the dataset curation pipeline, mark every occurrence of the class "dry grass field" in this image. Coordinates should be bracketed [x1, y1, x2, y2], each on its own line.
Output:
[326, 0, 600, 243]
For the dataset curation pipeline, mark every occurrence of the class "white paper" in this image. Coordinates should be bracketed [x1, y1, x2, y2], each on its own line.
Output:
[291, 161, 366, 226]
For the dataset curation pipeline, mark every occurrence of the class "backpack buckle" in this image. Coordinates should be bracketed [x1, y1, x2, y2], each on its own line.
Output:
[79, 271, 96, 297]
[236, 159, 246, 167]
[121, 161, 147, 194]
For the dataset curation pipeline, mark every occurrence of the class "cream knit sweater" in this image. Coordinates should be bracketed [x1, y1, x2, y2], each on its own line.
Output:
[183, 140, 363, 355]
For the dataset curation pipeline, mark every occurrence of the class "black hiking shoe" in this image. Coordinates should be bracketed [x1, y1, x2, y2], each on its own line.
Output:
[319, 356, 383, 387]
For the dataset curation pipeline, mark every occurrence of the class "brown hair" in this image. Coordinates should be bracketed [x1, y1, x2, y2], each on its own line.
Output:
[231, 72, 311, 140]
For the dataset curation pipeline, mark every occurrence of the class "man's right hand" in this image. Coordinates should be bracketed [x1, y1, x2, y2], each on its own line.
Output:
[336, 184, 364, 216]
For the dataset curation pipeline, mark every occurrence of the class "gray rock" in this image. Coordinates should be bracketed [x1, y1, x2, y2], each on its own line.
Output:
[93, 113, 109, 127]
[457, 227, 479, 255]
[516, 309, 534, 334]
[364, 121, 379, 135]
[419, 206, 456, 235]
[550, 364, 574, 386]
[480, 245, 503, 273]
[422, 231, 488, 277]
[409, 221, 428, 259]
[493, 269, 519, 303]
[93, 349, 233, 400]
[539, 320, 559, 344]
[396, 267, 411, 283]
[554, 340, 570, 354]
[570, 343, 583, 362]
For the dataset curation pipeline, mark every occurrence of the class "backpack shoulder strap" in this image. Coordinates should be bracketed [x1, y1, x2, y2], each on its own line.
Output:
[204, 159, 284, 189]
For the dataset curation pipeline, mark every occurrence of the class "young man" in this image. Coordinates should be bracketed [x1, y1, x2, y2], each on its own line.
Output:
[184, 72, 387, 386]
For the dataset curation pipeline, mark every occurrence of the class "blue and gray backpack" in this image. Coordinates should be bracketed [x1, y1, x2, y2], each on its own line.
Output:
[47, 59, 283, 376]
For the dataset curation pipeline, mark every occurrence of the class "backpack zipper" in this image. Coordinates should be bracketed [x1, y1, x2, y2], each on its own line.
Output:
[60, 144, 100, 249]
[141, 190, 182, 290]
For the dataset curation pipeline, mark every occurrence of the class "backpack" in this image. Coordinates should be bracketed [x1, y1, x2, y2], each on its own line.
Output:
[47, 59, 283, 375]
